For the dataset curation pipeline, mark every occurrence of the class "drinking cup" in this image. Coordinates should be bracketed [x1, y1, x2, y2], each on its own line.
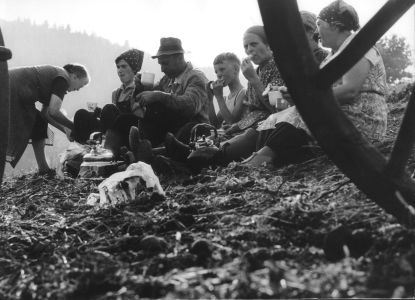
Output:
[87, 102, 98, 112]
[268, 90, 283, 106]
[141, 72, 155, 88]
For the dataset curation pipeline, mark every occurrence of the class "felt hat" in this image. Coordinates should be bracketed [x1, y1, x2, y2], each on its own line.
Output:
[152, 37, 185, 58]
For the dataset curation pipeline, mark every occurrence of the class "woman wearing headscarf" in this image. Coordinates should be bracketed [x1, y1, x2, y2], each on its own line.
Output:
[72, 48, 145, 151]
[224, 25, 285, 135]
[111, 48, 144, 114]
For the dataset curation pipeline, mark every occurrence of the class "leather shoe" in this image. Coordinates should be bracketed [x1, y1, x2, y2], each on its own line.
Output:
[187, 146, 220, 172]
[164, 132, 191, 162]
[129, 126, 153, 163]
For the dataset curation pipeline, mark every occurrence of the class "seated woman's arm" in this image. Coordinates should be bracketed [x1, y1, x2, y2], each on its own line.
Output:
[333, 56, 370, 105]
[241, 58, 275, 113]
[281, 57, 371, 107]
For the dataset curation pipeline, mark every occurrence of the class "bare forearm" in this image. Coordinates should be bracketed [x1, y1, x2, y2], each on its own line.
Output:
[333, 85, 359, 105]
[49, 110, 74, 130]
[45, 95, 74, 131]
[207, 97, 221, 128]
[42, 111, 66, 133]
[249, 77, 274, 112]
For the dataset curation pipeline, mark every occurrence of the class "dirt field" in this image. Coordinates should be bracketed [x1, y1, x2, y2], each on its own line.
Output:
[0, 84, 414, 299]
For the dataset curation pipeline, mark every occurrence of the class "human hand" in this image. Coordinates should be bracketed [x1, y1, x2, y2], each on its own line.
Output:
[134, 91, 166, 106]
[64, 127, 74, 142]
[134, 73, 142, 86]
[225, 124, 240, 135]
[222, 123, 231, 130]
[212, 79, 224, 98]
[241, 57, 257, 81]
[206, 81, 214, 100]
[131, 91, 151, 118]
[132, 104, 146, 119]
[279, 86, 293, 106]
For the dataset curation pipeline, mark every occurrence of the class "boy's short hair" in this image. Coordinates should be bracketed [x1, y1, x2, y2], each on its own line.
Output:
[213, 52, 241, 71]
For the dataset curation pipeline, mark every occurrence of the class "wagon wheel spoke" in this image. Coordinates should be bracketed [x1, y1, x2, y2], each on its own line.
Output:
[386, 86, 415, 177]
[258, 0, 415, 226]
[315, 0, 415, 88]
[0, 28, 10, 184]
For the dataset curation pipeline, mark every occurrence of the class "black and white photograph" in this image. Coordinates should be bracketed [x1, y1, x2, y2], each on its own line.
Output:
[0, 0, 414, 298]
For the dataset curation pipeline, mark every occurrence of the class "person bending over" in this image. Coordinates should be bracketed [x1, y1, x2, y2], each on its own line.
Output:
[7, 63, 89, 174]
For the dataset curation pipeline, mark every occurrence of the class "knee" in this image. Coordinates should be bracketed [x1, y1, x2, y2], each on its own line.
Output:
[100, 105, 119, 131]
[74, 109, 91, 122]
[245, 127, 259, 139]
[102, 104, 119, 114]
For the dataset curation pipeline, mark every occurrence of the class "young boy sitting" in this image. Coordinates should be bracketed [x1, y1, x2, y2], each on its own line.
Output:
[207, 52, 248, 129]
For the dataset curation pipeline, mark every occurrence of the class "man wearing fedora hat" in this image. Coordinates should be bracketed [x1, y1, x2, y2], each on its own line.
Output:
[130, 37, 209, 161]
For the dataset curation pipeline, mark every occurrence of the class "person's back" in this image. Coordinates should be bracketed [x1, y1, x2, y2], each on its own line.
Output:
[9, 66, 70, 106]
[8, 63, 89, 173]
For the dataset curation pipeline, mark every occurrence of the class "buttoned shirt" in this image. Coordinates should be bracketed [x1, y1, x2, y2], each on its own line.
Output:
[112, 81, 135, 114]
[117, 81, 135, 104]
[156, 62, 209, 124]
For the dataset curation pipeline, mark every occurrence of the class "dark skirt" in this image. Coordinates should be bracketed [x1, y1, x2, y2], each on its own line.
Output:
[7, 75, 38, 167]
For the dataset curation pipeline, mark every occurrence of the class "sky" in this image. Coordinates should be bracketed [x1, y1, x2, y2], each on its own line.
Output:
[0, 0, 414, 68]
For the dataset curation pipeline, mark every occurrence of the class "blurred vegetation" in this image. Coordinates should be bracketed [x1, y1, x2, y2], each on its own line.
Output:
[377, 34, 413, 84]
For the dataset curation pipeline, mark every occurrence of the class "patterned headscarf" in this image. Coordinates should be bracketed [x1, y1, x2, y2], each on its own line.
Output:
[115, 49, 144, 74]
[318, 0, 360, 31]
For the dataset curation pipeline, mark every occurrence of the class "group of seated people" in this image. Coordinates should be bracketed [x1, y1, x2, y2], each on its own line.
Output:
[6, 0, 389, 177]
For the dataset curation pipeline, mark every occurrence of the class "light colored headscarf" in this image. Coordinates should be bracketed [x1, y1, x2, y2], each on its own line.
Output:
[245, 25, 268, 45]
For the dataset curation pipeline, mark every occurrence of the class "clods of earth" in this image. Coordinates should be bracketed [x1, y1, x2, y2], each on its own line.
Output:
[0, 84, 414, 299]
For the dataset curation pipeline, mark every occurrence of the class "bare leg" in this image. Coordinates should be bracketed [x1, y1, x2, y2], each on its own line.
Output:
[32, 139, 50, 172]
[256, 146, 275, 158]
[220, 128, 259, 162]
[241, 146, 275, 167]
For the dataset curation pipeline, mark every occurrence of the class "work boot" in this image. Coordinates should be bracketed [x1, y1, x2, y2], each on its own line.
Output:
[164, 132, 191, 162]
[129, 126, 153, 163]
[187, 146, 220, 173]
[129, 126, 140, 154]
